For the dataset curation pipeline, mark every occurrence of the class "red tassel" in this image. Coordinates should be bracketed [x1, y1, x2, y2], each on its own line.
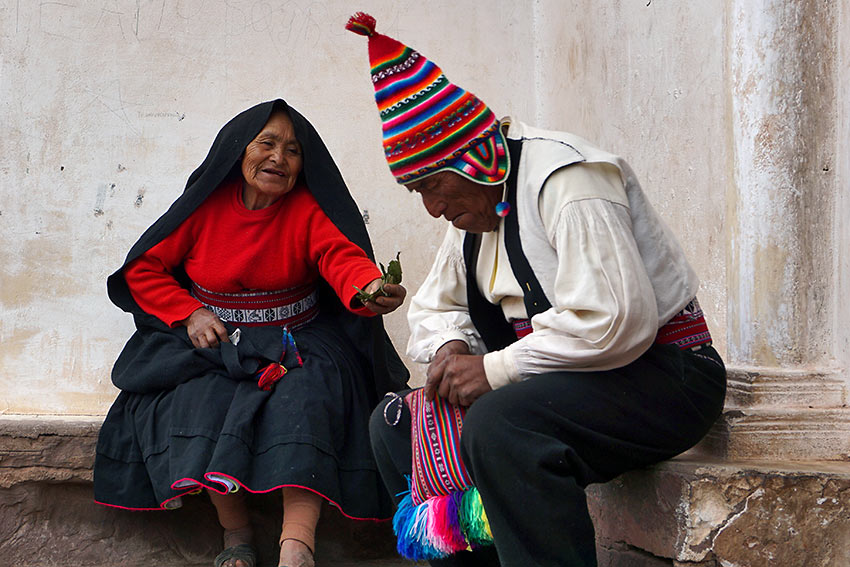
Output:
[257, 363, 286, 391]
[346, 12, 376, 37]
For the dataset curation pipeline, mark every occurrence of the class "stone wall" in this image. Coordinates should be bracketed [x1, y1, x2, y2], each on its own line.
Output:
[0, 417, 407, 566]
[589, 459, 850, 567]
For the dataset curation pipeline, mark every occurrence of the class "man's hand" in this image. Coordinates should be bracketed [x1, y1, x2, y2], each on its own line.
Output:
[424, 340, 492, 406]
[361, 278, 407, 315]
[179, 307, 230, 348]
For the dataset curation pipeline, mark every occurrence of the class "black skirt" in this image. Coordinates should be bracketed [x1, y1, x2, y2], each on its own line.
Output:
[94, 314, 393, 520]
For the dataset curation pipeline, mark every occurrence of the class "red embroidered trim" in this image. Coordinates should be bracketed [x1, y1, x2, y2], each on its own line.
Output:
[191, 282, 318, 328]
[655, 298, 712, 349]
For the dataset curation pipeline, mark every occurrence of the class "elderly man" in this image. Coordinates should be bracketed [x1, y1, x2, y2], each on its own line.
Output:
[348, 13, 726, 567]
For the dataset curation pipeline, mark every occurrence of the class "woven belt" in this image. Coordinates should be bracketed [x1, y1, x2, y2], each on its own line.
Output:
[655, 298, 712, 350]
[190, 282, 319, 329]
[512, 318, 533, 338]
[511, 297, 712, 351]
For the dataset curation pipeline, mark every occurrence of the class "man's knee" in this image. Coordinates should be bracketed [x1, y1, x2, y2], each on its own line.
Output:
[460, 388, 513, 468]
[369, 392, 412, 453]
[369, 395, 393, 447]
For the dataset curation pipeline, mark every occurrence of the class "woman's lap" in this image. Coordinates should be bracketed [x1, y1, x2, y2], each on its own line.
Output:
[95, 318, 390, 518]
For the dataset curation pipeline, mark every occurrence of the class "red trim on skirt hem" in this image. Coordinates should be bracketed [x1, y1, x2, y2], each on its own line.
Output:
[95, 471, 389, 522]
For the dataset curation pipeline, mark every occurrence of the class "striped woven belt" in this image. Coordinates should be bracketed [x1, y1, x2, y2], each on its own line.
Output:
[655, 297, 712, 350]
[190, 282, 319, 329]
[512, 318, 533, 338]
[510, 297, 711, 351]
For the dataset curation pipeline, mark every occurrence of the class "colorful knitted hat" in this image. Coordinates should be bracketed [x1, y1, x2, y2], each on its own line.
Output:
[346, 12, 508, 186]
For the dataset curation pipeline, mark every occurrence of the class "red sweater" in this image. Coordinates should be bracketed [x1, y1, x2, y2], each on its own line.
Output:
[124, 177, 381, 327]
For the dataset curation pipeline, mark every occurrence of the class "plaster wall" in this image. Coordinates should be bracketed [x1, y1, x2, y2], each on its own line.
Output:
[1, 0, 822, 416]
[0, 0, 536, 414]
[838, 0, 850, 378]
[532, 0, 729, 357]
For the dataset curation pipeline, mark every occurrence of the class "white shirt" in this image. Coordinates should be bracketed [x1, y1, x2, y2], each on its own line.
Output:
[409, 163, 672, 389]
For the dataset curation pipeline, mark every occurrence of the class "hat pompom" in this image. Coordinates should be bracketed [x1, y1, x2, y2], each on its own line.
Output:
[346, 12, 376, 37]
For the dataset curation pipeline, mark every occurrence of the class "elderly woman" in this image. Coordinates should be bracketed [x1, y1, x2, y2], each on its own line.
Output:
[94, 99, 408, 567]
[348, 14, 726, 567]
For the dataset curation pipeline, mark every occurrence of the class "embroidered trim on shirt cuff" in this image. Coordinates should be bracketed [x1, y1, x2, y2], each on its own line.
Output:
[483, 348, 520, 390]
[428, 329, 475, 362]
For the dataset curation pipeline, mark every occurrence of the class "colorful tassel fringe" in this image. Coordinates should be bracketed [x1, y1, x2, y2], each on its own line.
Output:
[256, 363, 286, 391]
[345, 12, 376, 37]
[393, 481, 493, 561]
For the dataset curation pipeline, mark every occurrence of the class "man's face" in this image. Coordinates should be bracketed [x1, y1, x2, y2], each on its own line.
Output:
[405, 171, 500, 233]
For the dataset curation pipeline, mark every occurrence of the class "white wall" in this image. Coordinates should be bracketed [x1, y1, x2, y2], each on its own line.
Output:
[532, 0, 729, 356]
[0, 1, 537, 414]
[0, 0, 756, 415]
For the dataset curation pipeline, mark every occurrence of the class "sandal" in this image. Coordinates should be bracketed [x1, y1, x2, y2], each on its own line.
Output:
[214, 543, 257, 567]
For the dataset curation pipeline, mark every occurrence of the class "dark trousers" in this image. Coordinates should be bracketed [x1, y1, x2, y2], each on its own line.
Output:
[370, 343, 726, 567]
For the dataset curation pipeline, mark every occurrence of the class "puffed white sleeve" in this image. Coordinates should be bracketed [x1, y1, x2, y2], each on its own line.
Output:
[406, 226, 486, 363]
[482, 164, 660, 389]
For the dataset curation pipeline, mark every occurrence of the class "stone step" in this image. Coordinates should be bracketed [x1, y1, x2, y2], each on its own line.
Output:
[588, 456, 850, 567]
[2, 480, 418, 566]
[0, 416, 419, 566]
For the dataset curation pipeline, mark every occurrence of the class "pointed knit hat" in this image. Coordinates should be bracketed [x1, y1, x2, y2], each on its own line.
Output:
[346, 12, 508, 186]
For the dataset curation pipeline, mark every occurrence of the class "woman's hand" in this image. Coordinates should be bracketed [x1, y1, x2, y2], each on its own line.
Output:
[361, 278, 407, 315]
[424, 340, 492, 406]
[179, 307, 230, 348]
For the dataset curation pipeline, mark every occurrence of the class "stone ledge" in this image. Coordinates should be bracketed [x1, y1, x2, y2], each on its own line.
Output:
[4, 416, 850, 566]
[588, 456, 850, 567]
[0, 415, 411, 566]
[0, 415, 99, 487]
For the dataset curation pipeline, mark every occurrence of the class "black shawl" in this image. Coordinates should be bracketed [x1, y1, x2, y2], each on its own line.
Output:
[106, 99, 408, 398]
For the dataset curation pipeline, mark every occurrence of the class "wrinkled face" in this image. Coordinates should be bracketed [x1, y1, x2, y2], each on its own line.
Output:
[241, 111, 303, 205]
[405, 171, 501, 233]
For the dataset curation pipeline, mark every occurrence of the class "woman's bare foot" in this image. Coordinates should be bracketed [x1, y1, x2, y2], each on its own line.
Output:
[278, 538, 315, 567]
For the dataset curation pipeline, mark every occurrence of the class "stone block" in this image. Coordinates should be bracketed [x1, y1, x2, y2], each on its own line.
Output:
[0, 417, 411, 566]
[0, 480, 409, 567]
[597, 542, 674, 567]
[589, 458, 850, 567]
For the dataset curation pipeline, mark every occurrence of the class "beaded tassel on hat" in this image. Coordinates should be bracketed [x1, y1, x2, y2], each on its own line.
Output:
[346, 12, 508, 186]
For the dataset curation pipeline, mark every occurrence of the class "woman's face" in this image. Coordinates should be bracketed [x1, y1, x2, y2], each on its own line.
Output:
[405, 171, 501, 233]
[241, 111, 303, 208]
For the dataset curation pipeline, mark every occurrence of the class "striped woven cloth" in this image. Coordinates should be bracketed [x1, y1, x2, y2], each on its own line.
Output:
[406, 388, 473, 504]
[655, 298, 712, 349]
[390, 388, 493, 560]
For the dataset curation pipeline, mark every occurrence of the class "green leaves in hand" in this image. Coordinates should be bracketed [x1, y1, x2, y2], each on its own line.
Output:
[354, 252, 402, 303]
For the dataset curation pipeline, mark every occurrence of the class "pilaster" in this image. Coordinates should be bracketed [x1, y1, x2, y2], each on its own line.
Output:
[719, 0, 848, 462]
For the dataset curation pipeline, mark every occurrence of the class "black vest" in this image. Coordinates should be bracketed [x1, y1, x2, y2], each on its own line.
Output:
[463, 138, 553, 352]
